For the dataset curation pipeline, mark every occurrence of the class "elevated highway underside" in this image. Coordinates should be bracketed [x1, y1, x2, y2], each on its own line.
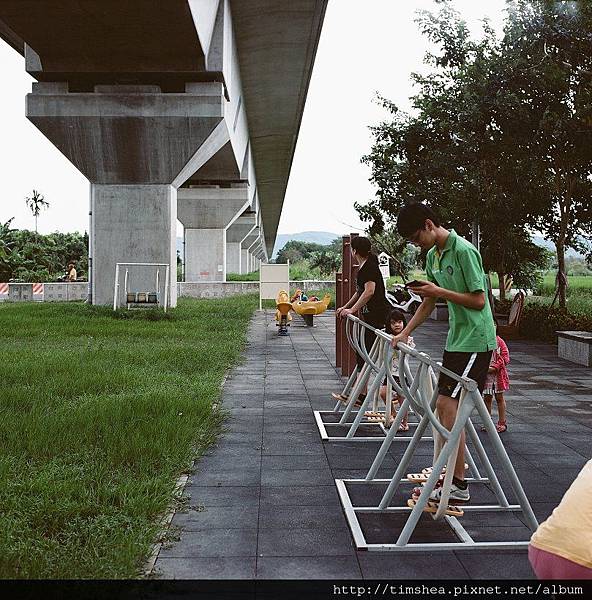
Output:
[0, 0, 327, 304]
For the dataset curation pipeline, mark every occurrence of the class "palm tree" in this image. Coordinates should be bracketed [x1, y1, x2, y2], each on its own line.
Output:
[25, 190, 49, 233]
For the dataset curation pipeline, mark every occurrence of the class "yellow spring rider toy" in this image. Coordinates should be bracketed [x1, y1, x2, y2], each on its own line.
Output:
[291, 289, 331, 327]
[275, 290, 293, 336]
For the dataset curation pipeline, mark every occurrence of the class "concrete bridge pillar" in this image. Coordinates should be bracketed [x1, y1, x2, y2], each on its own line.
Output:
[241, 228, 260, 273]
[27, 82, 229, 306]
[178, 187, 249, 282]
[226, 213, 256, 277]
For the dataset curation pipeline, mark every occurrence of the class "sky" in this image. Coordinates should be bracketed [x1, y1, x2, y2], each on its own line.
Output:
[0, 0, 506, 238]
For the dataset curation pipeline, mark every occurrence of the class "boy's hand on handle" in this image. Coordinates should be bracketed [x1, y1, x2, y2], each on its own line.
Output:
[339, 308, 354, 319]
[391, 332, 410, 349]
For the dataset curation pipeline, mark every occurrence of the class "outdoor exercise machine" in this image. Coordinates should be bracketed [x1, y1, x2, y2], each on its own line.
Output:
[314, 315, 432, 442]
[335, 315, 539, 551]
[112, 262, 170, 312]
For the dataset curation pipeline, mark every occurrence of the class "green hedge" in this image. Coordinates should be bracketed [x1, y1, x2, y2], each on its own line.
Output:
[519, 301, 592, 342]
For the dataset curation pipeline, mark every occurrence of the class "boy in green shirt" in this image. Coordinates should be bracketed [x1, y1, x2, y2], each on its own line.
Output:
[392, 202, 496, 503]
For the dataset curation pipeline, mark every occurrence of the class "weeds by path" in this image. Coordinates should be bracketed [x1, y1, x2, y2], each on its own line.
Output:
[0, 295, 257, 578]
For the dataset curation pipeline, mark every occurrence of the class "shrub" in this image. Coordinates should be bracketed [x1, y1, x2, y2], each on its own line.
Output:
[519, 300, 592, 342]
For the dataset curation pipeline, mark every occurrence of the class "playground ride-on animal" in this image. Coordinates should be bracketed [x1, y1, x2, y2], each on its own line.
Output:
[292, 293, 331, 326]
[275, 290, 293, 335]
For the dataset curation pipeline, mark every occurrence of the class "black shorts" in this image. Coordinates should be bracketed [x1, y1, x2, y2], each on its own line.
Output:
[438, 350, 492, 399]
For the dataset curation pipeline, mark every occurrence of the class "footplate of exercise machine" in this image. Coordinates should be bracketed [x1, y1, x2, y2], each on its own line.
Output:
[336, 478, 532, 551]
[313, 410, 430, 443]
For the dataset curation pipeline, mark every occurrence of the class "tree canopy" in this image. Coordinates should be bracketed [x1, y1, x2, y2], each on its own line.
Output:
[0, 221, 88, 282]
[357, 0, 592, 306]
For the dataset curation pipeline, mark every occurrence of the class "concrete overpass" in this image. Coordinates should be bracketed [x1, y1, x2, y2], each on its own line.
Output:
[0, 0, 327, 305]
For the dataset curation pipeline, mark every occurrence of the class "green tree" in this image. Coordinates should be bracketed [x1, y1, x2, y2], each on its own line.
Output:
[24, 190, 49, 233]
[308, 249, 341, 277]
[276, 240, 330, 264]
[369, 225, 419, 280]
[0, 227, 88, 282]
[358, 0, 592, 305]
[498, 0, 592, 307]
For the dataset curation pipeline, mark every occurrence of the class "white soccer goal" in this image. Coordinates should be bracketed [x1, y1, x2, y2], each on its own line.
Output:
[113, 262, 170, 312]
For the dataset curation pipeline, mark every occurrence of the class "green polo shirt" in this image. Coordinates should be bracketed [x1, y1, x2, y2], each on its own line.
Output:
[425, 230, 496, 353]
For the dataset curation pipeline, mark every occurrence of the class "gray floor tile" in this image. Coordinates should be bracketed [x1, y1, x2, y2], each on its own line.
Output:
[455, 550, 535, 579]
[184, 485, 260, 507]
[257, 527, 356, 557]
[158, 528, 258, 558]
[155, 557, 257, 579]
[256, 556, 362, 579]
[258, 505, 348, 530]
[358, 551, 468, 579]
[172, 505, 259, 530]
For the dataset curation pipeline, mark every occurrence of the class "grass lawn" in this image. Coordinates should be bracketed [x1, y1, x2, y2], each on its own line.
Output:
[226, 271, 260, 281]
[0, 295, 257, 578]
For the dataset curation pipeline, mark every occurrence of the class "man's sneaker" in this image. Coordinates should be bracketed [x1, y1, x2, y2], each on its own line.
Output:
[429, 483, 470, 503]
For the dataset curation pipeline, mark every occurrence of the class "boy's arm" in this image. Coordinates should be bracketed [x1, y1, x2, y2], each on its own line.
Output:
[410, 281, 485, 310]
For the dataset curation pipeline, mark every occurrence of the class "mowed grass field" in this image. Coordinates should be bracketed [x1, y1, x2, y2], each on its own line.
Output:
[386, 272, 592, 313]
[0, 295, 257, 578]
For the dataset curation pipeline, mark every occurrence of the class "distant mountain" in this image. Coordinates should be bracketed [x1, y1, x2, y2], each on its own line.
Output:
[272, 231, 340, 258]
[532, 235, 584, 258]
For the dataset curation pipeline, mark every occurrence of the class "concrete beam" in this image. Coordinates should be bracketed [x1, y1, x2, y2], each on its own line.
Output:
[178, 186, 250, 282]
[27, 82, 225, 184]
[177, 187, 249, 229]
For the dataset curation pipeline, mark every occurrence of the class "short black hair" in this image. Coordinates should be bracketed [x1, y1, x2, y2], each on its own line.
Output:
[396, 202, 441, 239]
[385, 308, 407, 333]
[351, 236, 372, 258]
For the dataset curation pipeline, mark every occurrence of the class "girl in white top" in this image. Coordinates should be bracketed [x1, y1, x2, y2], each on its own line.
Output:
[380, 308, 414, 431]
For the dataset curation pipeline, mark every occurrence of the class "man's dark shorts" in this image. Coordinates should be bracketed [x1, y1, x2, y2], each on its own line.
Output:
[438, 350, 492, 399]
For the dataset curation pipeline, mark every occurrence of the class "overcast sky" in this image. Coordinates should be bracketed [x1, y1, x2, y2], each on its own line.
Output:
[0, 0, 506, 238]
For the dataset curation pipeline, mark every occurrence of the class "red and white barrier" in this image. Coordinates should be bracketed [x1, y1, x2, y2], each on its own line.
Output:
[32, 282, 44, 301]
[0, 282, 8, 301]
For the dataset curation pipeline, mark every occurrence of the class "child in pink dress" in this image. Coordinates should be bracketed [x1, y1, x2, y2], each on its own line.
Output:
[482, 330, 510, 433]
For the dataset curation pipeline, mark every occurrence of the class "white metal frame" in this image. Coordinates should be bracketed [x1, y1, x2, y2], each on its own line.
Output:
[335, 315, 539, 551]
[113, 262, 170, 313]
[314, 316, 430, 443]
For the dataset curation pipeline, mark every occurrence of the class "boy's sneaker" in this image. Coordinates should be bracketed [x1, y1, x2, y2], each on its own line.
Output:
[429, 483, 470, 503]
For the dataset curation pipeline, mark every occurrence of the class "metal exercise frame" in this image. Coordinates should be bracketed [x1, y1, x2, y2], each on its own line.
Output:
[113, 262, 170, 313]
[314, 315, 431, 443]
[336, 316, 539, 551]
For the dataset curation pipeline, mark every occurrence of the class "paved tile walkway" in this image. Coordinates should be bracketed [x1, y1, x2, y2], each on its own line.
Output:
[153, 310, 592, 580]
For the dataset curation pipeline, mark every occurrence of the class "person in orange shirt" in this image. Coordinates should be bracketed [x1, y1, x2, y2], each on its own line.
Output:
[529, 459, 592, 579]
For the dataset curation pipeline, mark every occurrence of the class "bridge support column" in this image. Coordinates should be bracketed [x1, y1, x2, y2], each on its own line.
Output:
[226, 242, 241, 275]
[241, 227, 259, 274]
[90, 184, 177, 307]
[26, 82, 228, 306]
[178, 187, 249, 282]
[226, 213, 256, 277]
